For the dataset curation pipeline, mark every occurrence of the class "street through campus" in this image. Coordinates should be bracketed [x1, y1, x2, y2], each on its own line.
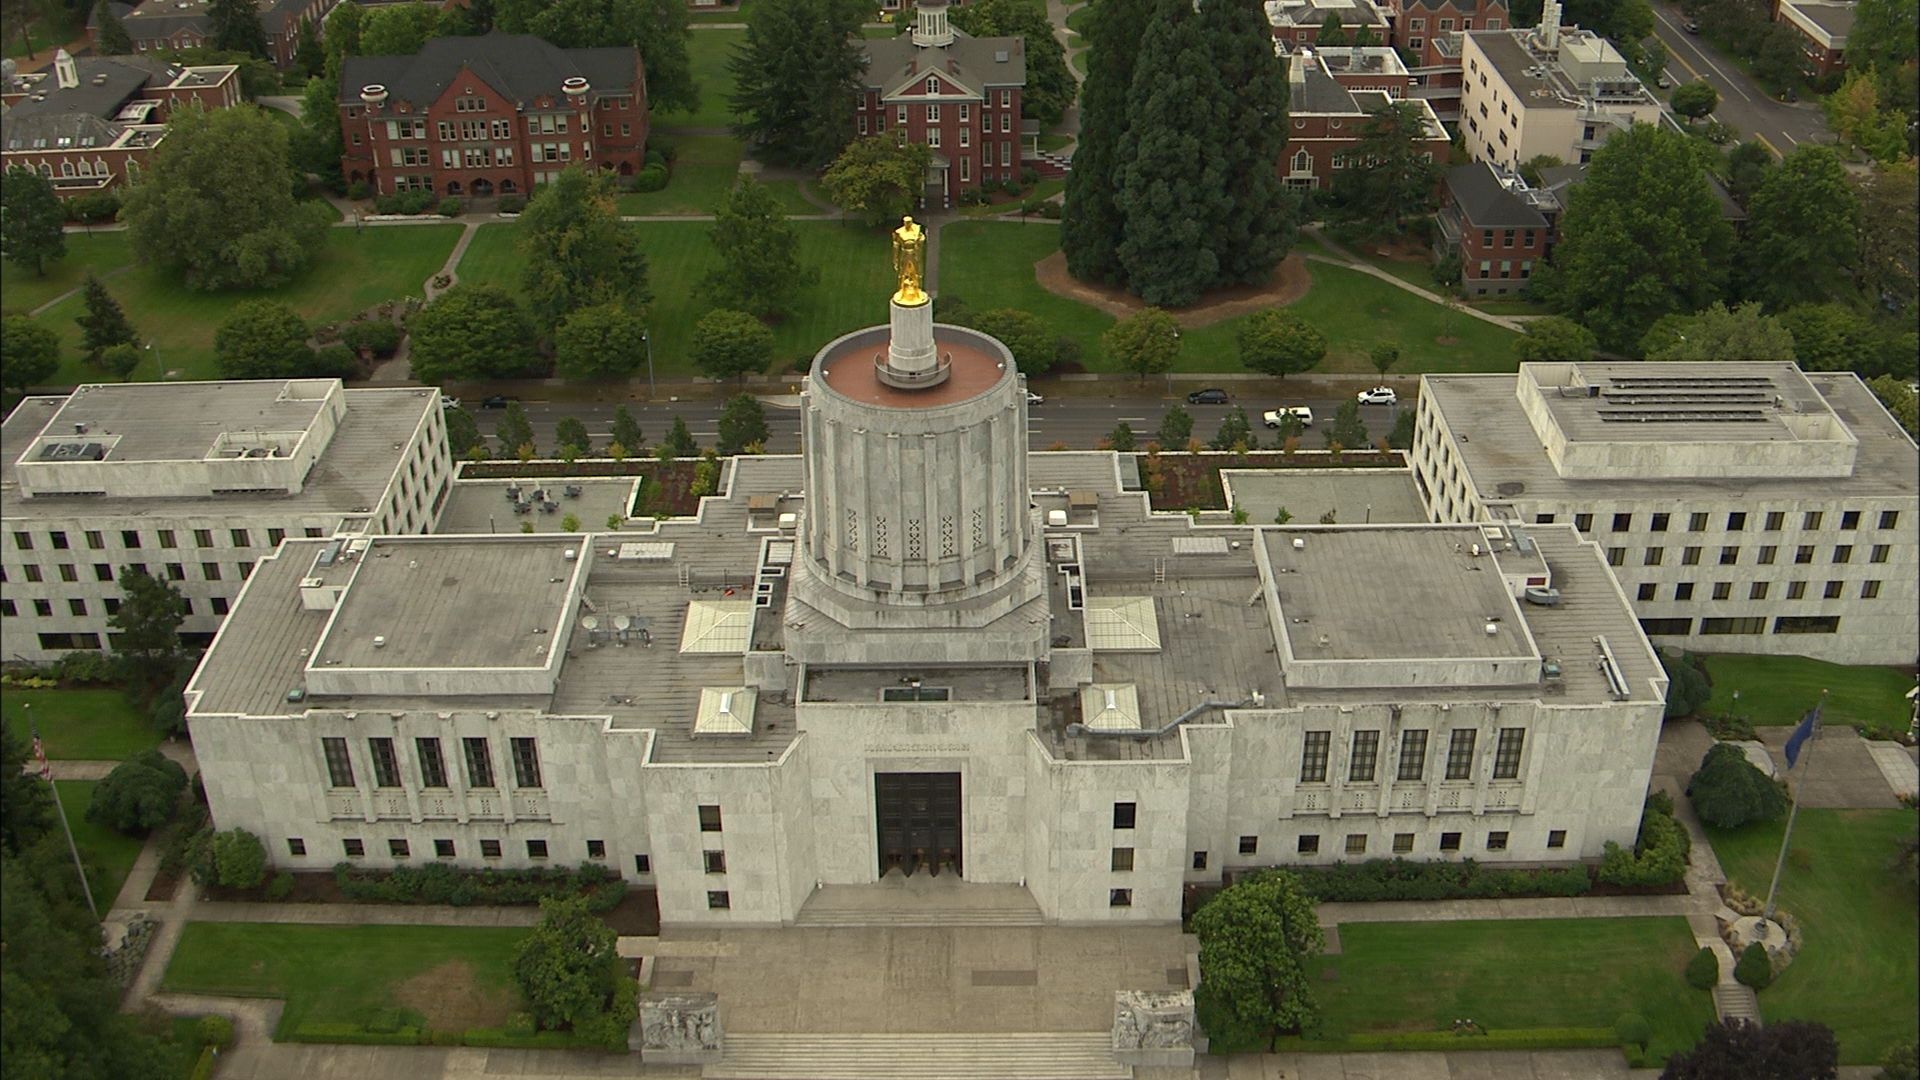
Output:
[1649, 0, 1831, 156]
[494, 393, 1407, 455]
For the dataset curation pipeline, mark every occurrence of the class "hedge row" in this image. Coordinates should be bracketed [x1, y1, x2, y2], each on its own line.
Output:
[284, 1022, 609, 1051]
[331, 860, 623, 910]
[1597, 793, 1690, 888]
[1288, 858, 1592, 902]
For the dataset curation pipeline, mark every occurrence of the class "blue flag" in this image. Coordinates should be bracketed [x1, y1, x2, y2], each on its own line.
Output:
[1784, 698, 1824, 769]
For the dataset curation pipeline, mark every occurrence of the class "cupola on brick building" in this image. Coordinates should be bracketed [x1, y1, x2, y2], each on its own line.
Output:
[857, 1, 1026, 207]
[337, 33, 648, 199]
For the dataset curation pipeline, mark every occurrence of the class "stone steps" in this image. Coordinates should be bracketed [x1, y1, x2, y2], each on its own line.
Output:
[792, 906, 1046, 927]
[1712, 983, 1762, 1025]
[706, 1032, 1129, 1079]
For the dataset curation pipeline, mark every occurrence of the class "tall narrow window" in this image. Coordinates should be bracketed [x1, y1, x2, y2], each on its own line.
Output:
[1492, 728, 1525, 780]
[416, 738, 448, 787]
[368, 738, 401, 788]
[510, 737, 542, 788]
[1300, 731, 1331, 782]
[462, 737, 495, 788]
[1397, 729, 1428, 781]
[321, 737, 355, 788]
[1445, 729, 1476, 781]
[1348, 731, 1380, 782]
[699, 805, 723, 832]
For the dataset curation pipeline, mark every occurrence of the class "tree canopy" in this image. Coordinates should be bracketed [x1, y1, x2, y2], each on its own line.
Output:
[518, 168, 650, 334]
[1854, 160, 1918, 315]
[87, 751, 189, 835]
[76, 273, 138, 366]
[1323, 398, 1369, 451]
[207, 0, 268, 56]
[1514, 315, 1597, 362]
[215, 300, 315, 379]
[1641, 303, 1797, 361]
[1688, 743, 1788, 830]
[1061, 0, 1155, 285]
[1, 165, 68, 278]
[110, 565, 187, 683]
[610, 405, 644, 452]
[704, 179, 814, 318]
[1103, 307, 1181, 381]
[1, 315, 59, 394]
[497, 0, 696, 113]
[729, 0, 864, 167]
[1237, 309, 1325, 379]
[821, 137, 932, 228]
[359, 2, 442, 54]
[1333, 102, 1442, 237]
[949, 0, 1073, 125]
[1661, 1019, 1838, 1080]
[122, 106, 328, 290]
[408, 285, 539, 383]
[717, 393, 769, 454]
[1670, 81, 1718, 121]
[1192, 870, 1325, 1051]
[495, 401, 537, 458]
[967, 308, 1063, 377]
[515, 895, 623, 1029]
[1737, 145, 1859, 311]
[690, 308, 774, 382]
[553, 303, 648, 381]
[1539, 124, 1733, 352]
[93, 0, 133, 53]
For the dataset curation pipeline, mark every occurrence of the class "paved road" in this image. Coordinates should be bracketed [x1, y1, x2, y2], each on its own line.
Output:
[472, 393, 1406, 455]
[1649, 2, 1831, 156]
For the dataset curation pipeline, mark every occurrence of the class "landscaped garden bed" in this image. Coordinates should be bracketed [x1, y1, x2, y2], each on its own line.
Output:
[458, 458, 706, 516]
[1138, 450, 1404, 510]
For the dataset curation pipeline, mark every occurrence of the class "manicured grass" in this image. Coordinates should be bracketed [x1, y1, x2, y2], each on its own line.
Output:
[616, 134, 745, 215]
[1472, 298, 1551, 316]
[1700, 653, 1915, 728]
[756, 177, 828, 216]
[654, 28, 741, 130]
[2, 688, 159, 760]
[1037, 132, 1075, 153]
[162, 922, 530, 1035]
[938, 221, 1520, 374]
[458, 220, 892, 375]
[952, 179, 1066, 218]
[1706, 810, 1919, 1063]
[1304, 917, 1714, 1062]
[32, 225, 462, 385]
[1070, 49, 1088, 77]
[54, 779, 147, 908]
[0, 232, 135, 316]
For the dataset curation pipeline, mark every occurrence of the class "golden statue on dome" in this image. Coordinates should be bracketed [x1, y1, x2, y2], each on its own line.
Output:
[892, 216, 928, 306]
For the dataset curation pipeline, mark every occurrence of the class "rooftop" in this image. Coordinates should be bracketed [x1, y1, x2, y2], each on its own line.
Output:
[816, 326, 1014, 411]
[1468, 27, 1651, 111]
[1264, 0, 1389, 29]
[1445, 162, 1555, 228]
[1779, 0, 1855, 43]
[860, 29, 1027, 93]
[338, 34, 643, 109]
[34, 380, 328, 463]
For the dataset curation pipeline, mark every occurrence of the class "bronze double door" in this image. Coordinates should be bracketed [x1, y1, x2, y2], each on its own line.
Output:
[875, 772, 962, 877]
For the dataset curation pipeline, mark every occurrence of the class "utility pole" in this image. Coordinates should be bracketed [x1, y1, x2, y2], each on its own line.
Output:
[25, 704, 100, 921]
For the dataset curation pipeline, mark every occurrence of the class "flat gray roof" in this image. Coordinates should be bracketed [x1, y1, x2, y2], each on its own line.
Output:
[1528, 361, 1840, 444]
[38, 380, 327, 462]
[1222, 468, 1428, 526]
[1424, 370, 1919, 501]
[314, 537, 583, 671]
[436, 478, 640, 536]
[1264, 526, 1530, 661]
[1785, 0, 1854, 38]
[1471, 31, 1578, 110]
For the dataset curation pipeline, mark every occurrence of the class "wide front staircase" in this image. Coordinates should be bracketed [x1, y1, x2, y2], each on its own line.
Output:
[707, 1032, 1131, 1079]
[792, 873, 1047, 927]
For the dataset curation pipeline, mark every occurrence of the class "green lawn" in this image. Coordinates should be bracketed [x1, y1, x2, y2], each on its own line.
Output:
[938, 221, 1521, 374]
[2, 689, 159, 760]
[1700, 653, 1915, 728]
[458, 220, 892, 375]
[654, 28, 742, 130]
[55, 779, 147, 908]
[1070, 49, 1088, 77]
[1706, 810, 1918, 1063]
[616, 134, 744, 216]
[0, 232, 135, 317]
[162, 922, 530, 1036]
[1304, 917, 1715, 1062]
[32, 225, 462, 385]
[756, 177, 827, 216]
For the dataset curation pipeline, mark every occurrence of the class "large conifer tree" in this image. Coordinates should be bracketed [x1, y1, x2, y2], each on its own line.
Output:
[1198, 0, 1294, 285]
[1060, 0, 1154, 284]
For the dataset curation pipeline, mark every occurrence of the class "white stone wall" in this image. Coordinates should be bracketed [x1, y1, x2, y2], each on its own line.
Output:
[1027, 752, 1190, 923]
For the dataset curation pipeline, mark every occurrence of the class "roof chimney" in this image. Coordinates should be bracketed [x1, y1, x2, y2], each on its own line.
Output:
[359, 83, 388, 109]
[561, 75, 589, 101]
[1538, 0, 1561, 49]
[53, 49, 77, 90]
[912, 0, 955, 48]
[1290, 48, 1312, 85]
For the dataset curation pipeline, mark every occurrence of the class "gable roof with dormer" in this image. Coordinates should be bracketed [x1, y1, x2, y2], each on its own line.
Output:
[859, 29, 1026, 100]
[336, 33, 642, 111]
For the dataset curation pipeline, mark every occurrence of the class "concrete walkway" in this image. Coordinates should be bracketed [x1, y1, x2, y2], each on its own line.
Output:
[27, 264, 131, 317]
[1301, 227, 1528, 334]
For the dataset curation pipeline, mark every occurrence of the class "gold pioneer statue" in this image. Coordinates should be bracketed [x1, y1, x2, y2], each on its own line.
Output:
[892, 216, 927, 306]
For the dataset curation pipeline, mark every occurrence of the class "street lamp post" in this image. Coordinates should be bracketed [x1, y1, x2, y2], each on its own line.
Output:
[643, 330, 655, 398]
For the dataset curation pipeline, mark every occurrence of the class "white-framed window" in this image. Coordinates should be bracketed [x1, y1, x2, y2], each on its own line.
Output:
[959, 155, 969, 182]
[859, 115, 869, 134]
[925, 75, 939, 94]
[927, 126, 941, 147]
[1000, 89, 1010, 107]
[898, 106, 907, 126]
[1291, 149, 1311, 173]
[958, 103, 970, 123]
[959, 127, 969, 147]
[927, 103, 940, 122]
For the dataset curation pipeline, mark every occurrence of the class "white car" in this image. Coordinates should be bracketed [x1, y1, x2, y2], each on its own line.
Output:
[1356, 387, 1398, 406]
[1262, 406, 1314, 428]
[441, 396, 462, 410]
[1026, 391, 1044, 405]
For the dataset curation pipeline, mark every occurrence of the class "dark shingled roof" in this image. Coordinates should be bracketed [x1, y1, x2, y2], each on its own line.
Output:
[2, 113, 128, 153]
[337, 33, 642, 109]
[860, 30, 1027, 94]
[1445, 162, 1549, 228]
[3, 54, 156, 124]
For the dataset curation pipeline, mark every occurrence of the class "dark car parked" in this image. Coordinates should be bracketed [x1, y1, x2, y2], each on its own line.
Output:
[1186, 388, 1231, 405]
[481, 395, 517, 409]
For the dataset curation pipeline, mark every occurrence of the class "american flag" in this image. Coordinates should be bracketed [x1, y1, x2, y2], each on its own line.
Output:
[29, 735, 52, 781]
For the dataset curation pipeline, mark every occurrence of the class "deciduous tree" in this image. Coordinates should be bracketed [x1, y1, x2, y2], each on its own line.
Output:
[514, 895, 623, 1030]
[408, 285, 538, 383]
[1737, 145, 1859, 310]
[1237, 309, 1324, 378]
[1334, 102, 1443, 237]
[690, 308, 774, 382]
[968, 308, 1060, 376]
[1323, 399, 1368, 451]
[444, 405, 481, 457]
[553, 303, 648, 380]
[1104, 307, 1180, 381]
[207, 0, 268, 56]
[949, 0, 1073, 125]
[728, 0, 864, 167]
[293, 14, 323, 75]
[1780, 303, 1911, 379]
[1661, 1019, 1838, 1080]
[215, 300, 315, 379]
[1642, 303, 1797, 361]
[518, 167, 650, 334]
[717, 393, 769, 454]
[1, 165, 67, 277]
[1670, 81, 1718, 121]
[93, 0, 133, 54]
[1155, 405, 1193, 448]
[1718, 141, 1775, 209]
[2, 315, 59, 394]
[1823, 72, 1907, 162]
[1513, 315, 1597, 362]
[1539, 123, 1732, 351]
[86, 751, 188, 835]
[76, 273, 138, 365]
[1210, 407, 1253, 451]
[1193, 870, 1324, 1051]
[704, 179, 814, 318]
[554, 416, 592, 457]
[498, 0, 695, 113]
[122, 106, 328, 290]
[1106, 422, 1136, 451]
[359, 1, 440, 54]
[1854, 159, 1918, 314]
[292, 75, 345, 185]
[821, 137, 931, 228]
[610, 404, 644, 451]
[494, 401, 536, 458]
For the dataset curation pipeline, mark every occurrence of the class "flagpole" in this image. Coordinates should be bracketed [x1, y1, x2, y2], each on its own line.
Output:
[25, 704, 100, 922]
[1762, 690, 1826, 924]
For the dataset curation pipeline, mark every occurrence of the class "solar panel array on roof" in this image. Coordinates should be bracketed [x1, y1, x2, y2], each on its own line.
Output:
[1596, 409, 1772, 423]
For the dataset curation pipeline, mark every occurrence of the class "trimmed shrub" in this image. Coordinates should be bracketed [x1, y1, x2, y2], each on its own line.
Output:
[1289, 858, 1590, 902]
[332, 860, 621, 908]
[347, 181, 370, 201]
[340, 320, 402, 357]
[266, 871, 295, 901]
[1877, 1042, 1918, 1080]
[87, 751, 190, 835]
[634, 164, 669, 193]
[649, 137, 676, 162]
[1685, 946, 1720, 990]
[497, 194, 526, 214]
[365, 1007, 409, 1034]
[196, 1014, 235, 1050]
[644, 149, 666, 168]
[437, 197, 463, 217]
[1596, 794, 1689, 887]
[310, 344, 357, 377]
[1689, 742, 1789, 830]
[1734, 942, 1773, 989]
[210, 828, 268, 889]
[68, 190, 123, 223]
[1613, 1012, 1651, 1050]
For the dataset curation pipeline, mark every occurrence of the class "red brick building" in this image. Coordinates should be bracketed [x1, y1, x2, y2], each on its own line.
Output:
[1771, 0, 1853, 79]
[89, 0, 337, 70]
[1434, 162, 1558, 296]
[857, 1, 1026, 206]
[1, 49, 241, 195]
[337, 34, 648, 199]
[1378, 0, 1509, 122]
[1278, 47, 1450, 191]
[1264, 0, 1394, 51]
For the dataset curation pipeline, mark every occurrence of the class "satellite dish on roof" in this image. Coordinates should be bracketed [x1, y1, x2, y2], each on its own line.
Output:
[613, 614, 632, 631]
[580, 614, 600, 631]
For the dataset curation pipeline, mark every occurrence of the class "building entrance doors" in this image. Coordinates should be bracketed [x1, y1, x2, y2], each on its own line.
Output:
[874, 772, 961, 877]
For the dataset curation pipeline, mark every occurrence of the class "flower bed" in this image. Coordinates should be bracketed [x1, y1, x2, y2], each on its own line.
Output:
[1138, 450, 1404, 510]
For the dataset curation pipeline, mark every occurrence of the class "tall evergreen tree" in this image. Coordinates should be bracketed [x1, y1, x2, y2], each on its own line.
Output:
[207, 0, 269, 57]
[293, 15, 323, 75]
[1333, 101, 1441, 238]
[729, 0, 865, 167]
[1196, 0, 1294, 285]
[76, 273, 138, 365]
[94, 0, 134, 54]
[0, 165, 67, 278]
[1114, 0, 1231, 306]
[1061, 0, 1154, 284]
